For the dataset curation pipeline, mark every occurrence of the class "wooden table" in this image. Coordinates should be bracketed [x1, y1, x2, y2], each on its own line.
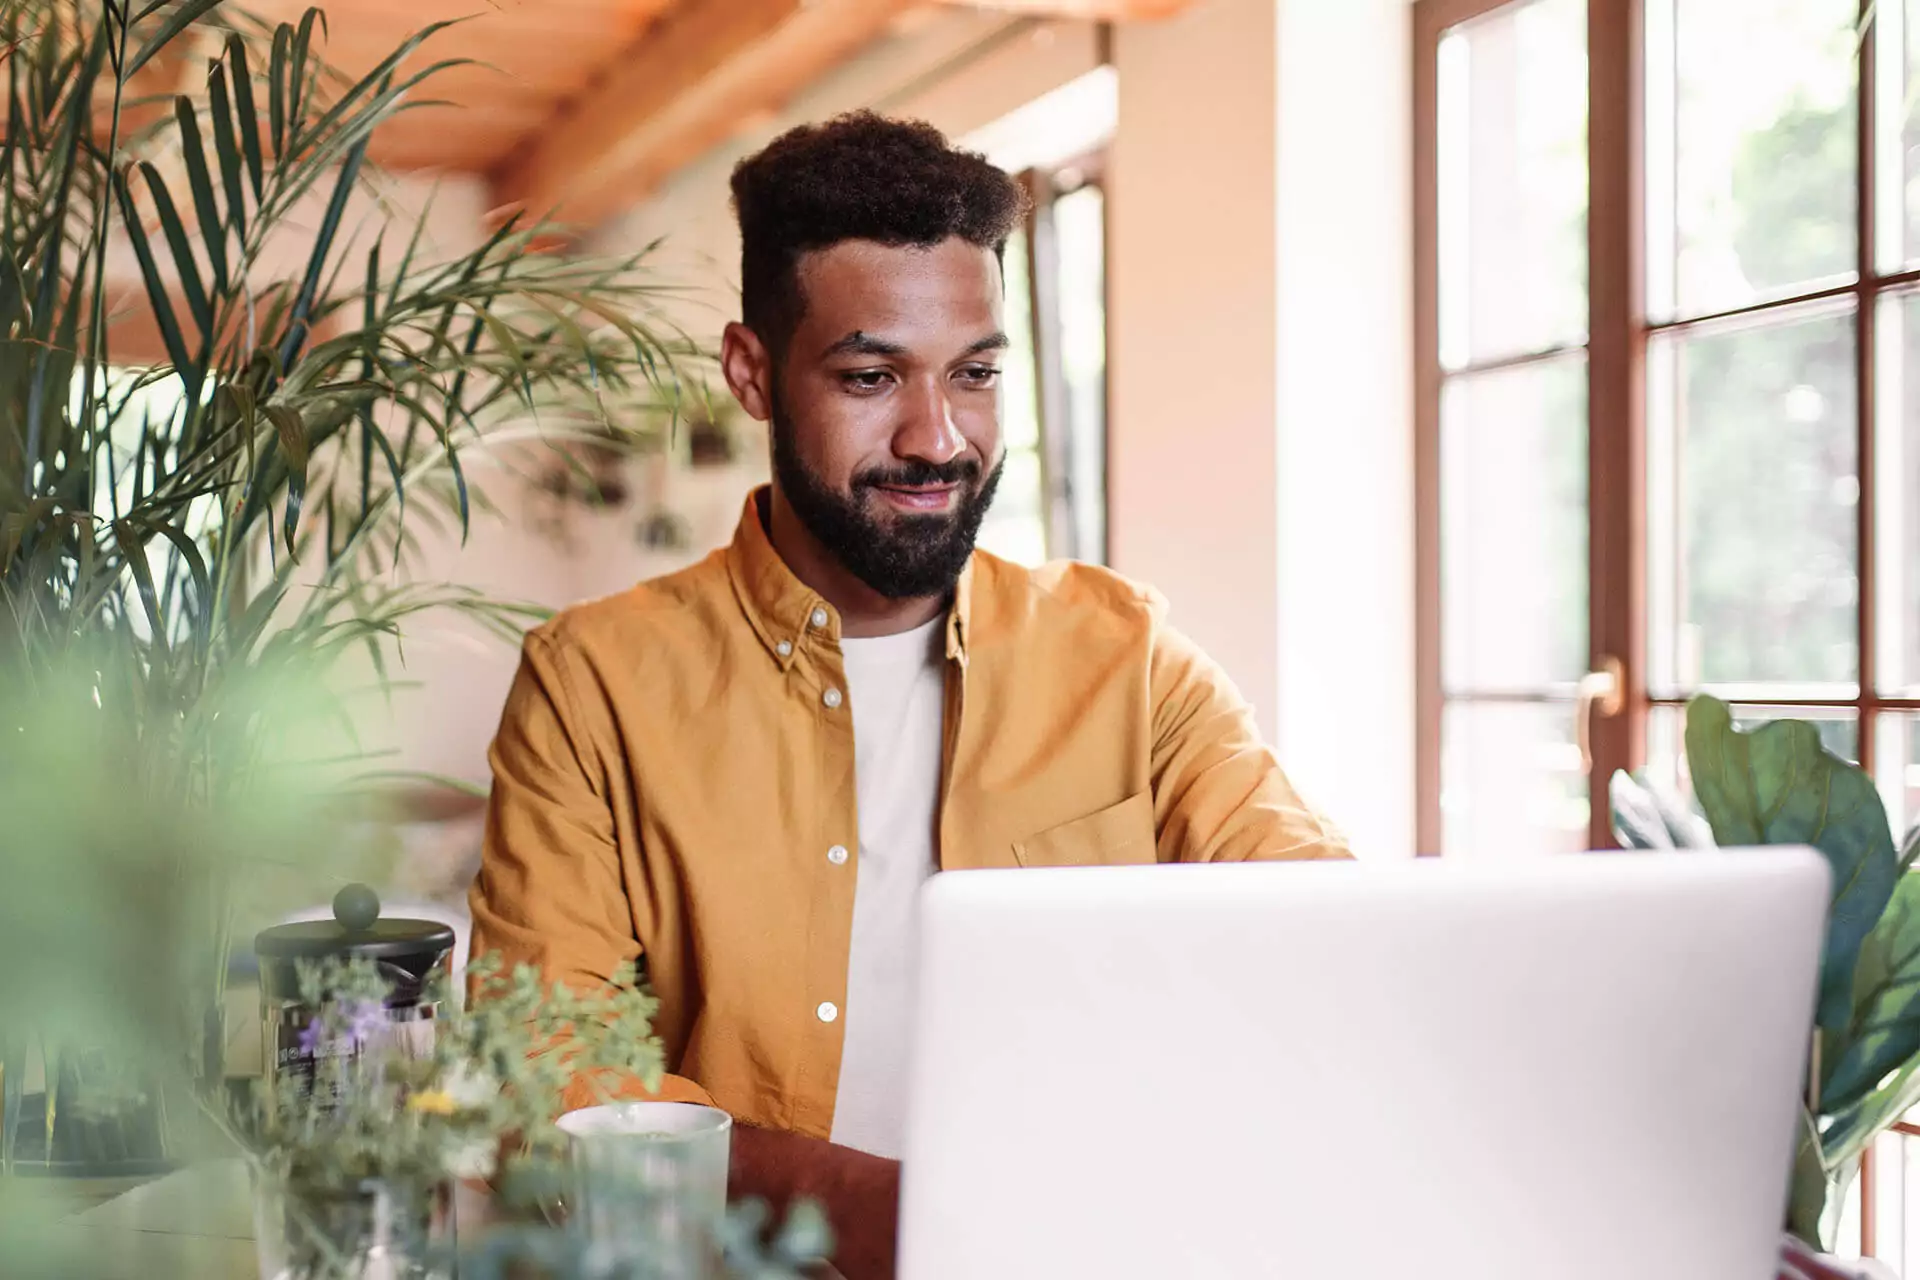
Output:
[53, 1159, 845, 1279]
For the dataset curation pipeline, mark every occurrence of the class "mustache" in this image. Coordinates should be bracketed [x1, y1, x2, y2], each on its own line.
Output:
[853, 458, 982, 491]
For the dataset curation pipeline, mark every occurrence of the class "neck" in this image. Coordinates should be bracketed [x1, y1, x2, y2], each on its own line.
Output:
[765, 486, 947, 638]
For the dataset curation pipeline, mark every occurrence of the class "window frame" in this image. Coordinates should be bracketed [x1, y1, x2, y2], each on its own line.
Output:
[1414, 0, 1920, 856]
[1013, 149, 1111, 566]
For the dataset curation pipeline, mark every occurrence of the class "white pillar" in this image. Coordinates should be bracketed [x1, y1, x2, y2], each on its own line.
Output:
[1110, 0, 1416, 857]
[1110, 0, 1282, 731]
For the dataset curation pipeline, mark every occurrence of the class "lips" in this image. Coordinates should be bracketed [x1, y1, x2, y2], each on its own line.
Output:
[872, 483, 959, 513]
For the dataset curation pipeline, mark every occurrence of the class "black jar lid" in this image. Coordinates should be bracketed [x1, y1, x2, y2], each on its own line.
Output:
[254, 884, 454, 973]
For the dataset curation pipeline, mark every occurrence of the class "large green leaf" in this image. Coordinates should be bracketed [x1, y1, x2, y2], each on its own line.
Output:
[1820, 1056, 1920, 1171]
[1822, 873, 1920, 1112]
[1686, 695, 1899, 1030]
[1789, 1110, 1830, 1250]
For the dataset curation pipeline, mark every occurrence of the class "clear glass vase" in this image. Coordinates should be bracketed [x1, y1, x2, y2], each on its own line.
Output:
[251, 1169, 454, 1280]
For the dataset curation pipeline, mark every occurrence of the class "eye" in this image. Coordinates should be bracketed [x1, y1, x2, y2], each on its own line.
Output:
[955, 364, 1002, 389]
[839, 369, 895, 394]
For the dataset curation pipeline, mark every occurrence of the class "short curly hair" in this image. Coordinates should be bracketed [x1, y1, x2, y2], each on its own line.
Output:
[730, 111, 1029, 360]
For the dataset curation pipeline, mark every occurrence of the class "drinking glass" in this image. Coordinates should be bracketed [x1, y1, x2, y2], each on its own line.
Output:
[557, 1101, 733, 1280]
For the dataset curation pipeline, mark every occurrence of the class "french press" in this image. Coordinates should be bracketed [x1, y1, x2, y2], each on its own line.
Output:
[253, 884, 455, 1105]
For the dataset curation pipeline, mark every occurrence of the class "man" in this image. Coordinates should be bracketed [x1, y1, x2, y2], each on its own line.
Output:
[470, 112, 1348, 1278]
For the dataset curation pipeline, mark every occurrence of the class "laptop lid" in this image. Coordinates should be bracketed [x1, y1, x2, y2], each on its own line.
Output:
[898, 851, 1827, 1280]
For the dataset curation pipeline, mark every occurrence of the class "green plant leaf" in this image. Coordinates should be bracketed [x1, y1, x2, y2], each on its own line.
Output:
[1823, 873, 1920, 1112]
[276, 121, 370, 373]
[111, 172, 196, 397]
[145, 521, 213, 653]
[224, 34, 265, 199]
[1820, 1056, 1920, 1171]
[172, 95, 228, 293]
[137, 162, 211, 343]
[110, 520, 169, 664]
[126, 0, 225, 77]
[1788, 1111, 1830, 1251]
[1686, 694, 1899, 1030]
[268, 22, 289, 157]
[205, 55, 248, 244]
[265, 405, 308, 556]
[287, 8, 325, 145]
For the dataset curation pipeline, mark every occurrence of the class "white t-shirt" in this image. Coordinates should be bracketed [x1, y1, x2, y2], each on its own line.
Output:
[828, 615, 946, 1159]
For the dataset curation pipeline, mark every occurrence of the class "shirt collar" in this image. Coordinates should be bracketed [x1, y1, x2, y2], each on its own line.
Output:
[724, 486, 973, 669]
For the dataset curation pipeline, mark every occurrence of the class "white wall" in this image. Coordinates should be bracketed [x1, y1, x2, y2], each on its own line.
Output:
[1109, 0, 1282, 739]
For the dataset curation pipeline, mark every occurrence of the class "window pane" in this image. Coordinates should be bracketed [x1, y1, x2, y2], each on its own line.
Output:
[977, 226, 1047, 567]
[1881, 294, 1920, 695]
[1646, 0, 1858, 320]
[1054, 183, 1107, 565]
[1436, 0, 1587, 368]
[1441, 358, 1588, 694]
[1001, 228, 1041, 454]
[1877, 714, 1920, 844]
[976, 448, 1047, 568]
[1442, 701, 1588, 857]
[1892, 0, 1920, 270]
[1647, 309, 1859, 694]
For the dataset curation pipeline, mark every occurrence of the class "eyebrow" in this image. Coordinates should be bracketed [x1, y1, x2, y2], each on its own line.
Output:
[823, 331, 907, 359]
[820, 330, 1012, 360]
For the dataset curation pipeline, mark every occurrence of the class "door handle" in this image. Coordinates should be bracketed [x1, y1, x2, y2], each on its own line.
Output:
[1576, 655, 1626, 773]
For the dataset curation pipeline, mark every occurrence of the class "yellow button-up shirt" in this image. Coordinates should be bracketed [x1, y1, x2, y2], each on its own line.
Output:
[470, 490, 1348, 1137]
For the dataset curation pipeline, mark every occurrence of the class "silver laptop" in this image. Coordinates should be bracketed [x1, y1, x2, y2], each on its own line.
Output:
[898, 850, 1827, 1280]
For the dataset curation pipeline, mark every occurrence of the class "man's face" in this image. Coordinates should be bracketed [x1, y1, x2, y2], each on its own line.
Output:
[736, 237, 1007, 600]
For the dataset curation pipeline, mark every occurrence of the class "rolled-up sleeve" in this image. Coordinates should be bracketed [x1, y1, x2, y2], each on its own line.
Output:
[469, 629, 716, 1110]
[1148, 620, 1352, 864]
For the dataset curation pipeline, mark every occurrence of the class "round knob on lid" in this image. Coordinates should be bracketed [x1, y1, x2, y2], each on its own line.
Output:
[332, 883, 381, 933]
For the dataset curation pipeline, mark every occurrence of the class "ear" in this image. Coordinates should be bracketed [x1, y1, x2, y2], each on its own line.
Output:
[721, 322, 774, 422]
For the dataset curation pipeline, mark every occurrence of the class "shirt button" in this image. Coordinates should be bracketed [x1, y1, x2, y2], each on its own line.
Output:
[816, 1001, 839, 1024]
[827, 845, 849, 866]
[822, 687, 843, 709]
[776, 640, 793, 657]
[809, 607, 829, 629]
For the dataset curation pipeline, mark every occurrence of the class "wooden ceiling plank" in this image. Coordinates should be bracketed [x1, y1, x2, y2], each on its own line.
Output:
[489, 0, 916, 228]
[937, 0, 1191, 15]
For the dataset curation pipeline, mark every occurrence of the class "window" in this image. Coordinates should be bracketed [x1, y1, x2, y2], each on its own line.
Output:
[1416, 0, 1920, 1259]
[978, 154, 1110, 567]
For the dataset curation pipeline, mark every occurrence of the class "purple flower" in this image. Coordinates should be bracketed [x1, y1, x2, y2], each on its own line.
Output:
[295, 1002, 387, 1057]
[297, 1016, 325, 1054]
[342, 1000, 386, 1048]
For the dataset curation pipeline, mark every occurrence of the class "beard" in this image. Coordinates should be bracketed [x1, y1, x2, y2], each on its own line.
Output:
[770, 399, 1004, 601]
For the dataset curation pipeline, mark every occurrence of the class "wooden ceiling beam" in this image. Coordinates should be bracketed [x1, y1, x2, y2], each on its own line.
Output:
[487, 0, 918, 230]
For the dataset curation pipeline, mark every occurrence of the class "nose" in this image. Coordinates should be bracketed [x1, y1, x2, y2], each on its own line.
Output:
[891, 377, 965, 466]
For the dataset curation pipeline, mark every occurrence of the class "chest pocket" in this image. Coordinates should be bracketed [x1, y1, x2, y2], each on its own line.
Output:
[1012, 791, 1158, 868]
